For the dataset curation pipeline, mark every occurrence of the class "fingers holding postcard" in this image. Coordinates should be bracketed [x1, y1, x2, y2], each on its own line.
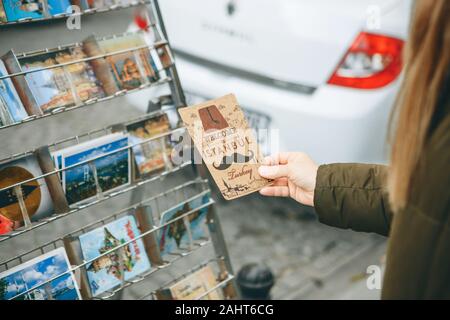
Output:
[178, 94, 272, 200]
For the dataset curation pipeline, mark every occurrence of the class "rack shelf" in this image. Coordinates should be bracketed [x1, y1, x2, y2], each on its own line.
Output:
[0, 160, 191, 243]
[0, 34, 172, 132]
[1, 107, 177, 161]
[0, 75, 171, 131]
[0, 0, 237, 301]
[0, 0, 151, 27]
[92, 241, 215, 300]
[0, 180, 233, 300]
[1, 179, 211, 266]
[138, 258, 235, 301]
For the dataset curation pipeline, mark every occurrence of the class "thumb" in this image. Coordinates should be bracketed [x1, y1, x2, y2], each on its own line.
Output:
[258, 164, 290, 179]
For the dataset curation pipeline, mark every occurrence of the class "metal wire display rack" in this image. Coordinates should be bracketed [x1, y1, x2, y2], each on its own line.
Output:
[0, 0, 237, 300]
[0, 180, 234, 300]
[0, 32, 169, 130]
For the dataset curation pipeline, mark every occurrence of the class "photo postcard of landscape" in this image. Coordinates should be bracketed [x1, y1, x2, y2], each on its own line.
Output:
[158, 192, 210, 257]
[61, 134, 130, 205]
[0, 247, 81, 300]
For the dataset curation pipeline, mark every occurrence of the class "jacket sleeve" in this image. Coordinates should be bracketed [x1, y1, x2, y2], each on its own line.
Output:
[313, 163, 393, 236]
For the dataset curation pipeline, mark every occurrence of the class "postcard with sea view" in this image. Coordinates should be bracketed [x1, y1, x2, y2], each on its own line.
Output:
[61, 134, 130, 205]
[0, 247, 81, 300]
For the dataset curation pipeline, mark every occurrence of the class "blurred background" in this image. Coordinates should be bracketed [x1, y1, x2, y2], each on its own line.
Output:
[0, 0, 415, 299]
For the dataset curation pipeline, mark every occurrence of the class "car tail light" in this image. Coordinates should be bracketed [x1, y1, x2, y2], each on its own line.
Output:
[328, 32, 404, 89]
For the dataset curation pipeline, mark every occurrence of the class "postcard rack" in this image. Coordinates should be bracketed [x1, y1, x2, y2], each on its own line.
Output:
[0, 180, 236, 300]
[0, 0, 238, 300]
[0, 1, 153, 26]
[0, 114, 191, 242]
[0, 34, 170, 130]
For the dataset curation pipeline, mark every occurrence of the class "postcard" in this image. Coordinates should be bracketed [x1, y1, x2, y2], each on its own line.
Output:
[0, 98, 8, 127]
[0, 60, 28, 124]
[0, 1, 7, 23]
[19, 46, 104, 113]
[158, 192, 210, 257]
[59, 133, 130, 205]
[79, 215, 151, 297]
[47, 0, 71, 16]
[2, 0, 71, 21]
[99, 33, 159, 90]
[90, 0, 118, 9]
[156, 45, 173, 69]
[0, 247, 81, 300]
[178, 94, 272, 200]
[50, 150, 63, 181]
[163, 266, 222, 300]
[2, 0, 46, 21]
[71, 0, 128, 11]
[71, 0, 127, 11]
[53, 46, 104, 102]
[126, 113, 173, 178]
[0, 154, 55, 235]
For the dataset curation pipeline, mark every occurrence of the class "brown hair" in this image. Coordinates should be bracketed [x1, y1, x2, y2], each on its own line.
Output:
[388, 0, 450, 212]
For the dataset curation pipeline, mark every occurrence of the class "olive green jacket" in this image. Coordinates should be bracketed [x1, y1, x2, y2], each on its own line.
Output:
[314, 113, 450, 299]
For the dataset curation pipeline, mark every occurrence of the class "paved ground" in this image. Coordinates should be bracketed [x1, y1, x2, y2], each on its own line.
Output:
[215, 193, 386, 299]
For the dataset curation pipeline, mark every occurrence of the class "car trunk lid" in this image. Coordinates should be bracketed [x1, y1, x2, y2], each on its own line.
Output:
[159, 0, 400, 88]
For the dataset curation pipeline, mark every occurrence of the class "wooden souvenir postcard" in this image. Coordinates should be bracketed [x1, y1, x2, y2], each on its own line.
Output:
[178, 94, 271, 200]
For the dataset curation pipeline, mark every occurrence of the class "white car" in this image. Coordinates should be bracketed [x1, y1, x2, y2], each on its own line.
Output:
[153, 0, 413, 164]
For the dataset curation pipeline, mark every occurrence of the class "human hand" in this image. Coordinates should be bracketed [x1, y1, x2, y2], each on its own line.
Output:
[258, 152, 319, 207]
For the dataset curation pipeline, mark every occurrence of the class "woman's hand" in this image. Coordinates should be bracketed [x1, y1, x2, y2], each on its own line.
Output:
[258, 152, 319, 207]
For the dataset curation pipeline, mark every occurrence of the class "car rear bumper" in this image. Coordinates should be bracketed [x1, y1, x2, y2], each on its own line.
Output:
[175, 55, 400, 164]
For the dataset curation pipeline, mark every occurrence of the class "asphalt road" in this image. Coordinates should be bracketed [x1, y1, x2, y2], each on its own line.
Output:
[216, 192, 386, 299]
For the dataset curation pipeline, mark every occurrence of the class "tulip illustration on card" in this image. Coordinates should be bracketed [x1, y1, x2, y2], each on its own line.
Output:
[178, 94, 272, 200]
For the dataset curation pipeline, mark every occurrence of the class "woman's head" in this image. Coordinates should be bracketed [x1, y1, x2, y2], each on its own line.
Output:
[388, 0, 449, 212]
